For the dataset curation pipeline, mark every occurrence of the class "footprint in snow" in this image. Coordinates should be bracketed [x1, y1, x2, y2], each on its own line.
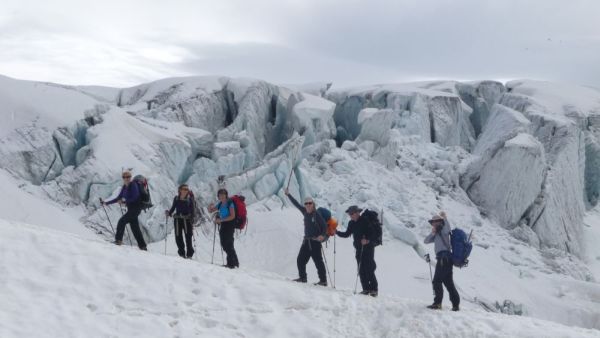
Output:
[192, 289, 201, 295]
[192, 276, 200, 284]
[86, 304, 98, 312]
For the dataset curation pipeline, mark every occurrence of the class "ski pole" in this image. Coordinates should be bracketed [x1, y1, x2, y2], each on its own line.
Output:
[321, 246, 334, 289]
[99, 198, 115, 235]
[354, 244, 364, 294]
[119, 204, 133, 246]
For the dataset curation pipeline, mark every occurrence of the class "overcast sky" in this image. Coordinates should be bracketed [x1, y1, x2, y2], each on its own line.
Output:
[1, 0, 599, 88]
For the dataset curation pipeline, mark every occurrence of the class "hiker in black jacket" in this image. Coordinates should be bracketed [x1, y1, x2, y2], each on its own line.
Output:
[284, 188, 327, 286]
[336, 205, 379, 297]
[165, 184, 195, 259]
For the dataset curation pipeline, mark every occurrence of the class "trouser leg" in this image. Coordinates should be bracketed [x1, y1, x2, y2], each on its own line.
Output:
[297, 241, 311, 279]
[310, 241, 326, 282]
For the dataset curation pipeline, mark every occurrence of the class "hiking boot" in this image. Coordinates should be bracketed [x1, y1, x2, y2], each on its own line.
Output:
[292, 277, 307, 283]
[314, 280, 327, 287]
[369, 291, 378, 297]
[452, 306, 460, 312]
[140, 247, 147, 251]
[359, 290, 370, 295]
[427, 303, 442, 310]
[114, 240, 123, 246]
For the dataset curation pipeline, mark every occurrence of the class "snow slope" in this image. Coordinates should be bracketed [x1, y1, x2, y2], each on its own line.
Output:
[0, 169, 94, 238]
[2, 219, 599, 338]
[2, 74, 600, 334]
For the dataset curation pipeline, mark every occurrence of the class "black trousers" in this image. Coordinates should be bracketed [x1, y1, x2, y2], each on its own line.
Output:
[433, 254, 460, 307]
[356, 244, 378, 292]
[174, 218, 194, 258]
[219, 222, 239, 267]
[297, 239, 326, 282]
[115, 207, 146, 249]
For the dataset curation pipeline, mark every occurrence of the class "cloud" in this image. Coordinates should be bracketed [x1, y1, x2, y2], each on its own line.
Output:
[0, 0, 599, 87]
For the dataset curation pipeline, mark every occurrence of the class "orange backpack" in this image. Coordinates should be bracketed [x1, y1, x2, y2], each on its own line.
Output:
[326, 217, 338, 237]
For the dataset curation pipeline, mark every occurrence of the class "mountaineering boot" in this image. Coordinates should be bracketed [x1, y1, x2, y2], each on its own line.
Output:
[427, 303, 442, 310]
[292, 277, 307, 283]
[114, 240, 123, 246]
[369, 291, 378, 298]
[314, 280, 327, 287]
[359, 290, 370, 295]
[452, 306, 460, 312]
[140, 247, 147, 251]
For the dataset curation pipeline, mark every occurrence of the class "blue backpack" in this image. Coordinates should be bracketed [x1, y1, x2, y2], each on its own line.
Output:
[449, 228, 473, 268]
[317, 207, 332, 221]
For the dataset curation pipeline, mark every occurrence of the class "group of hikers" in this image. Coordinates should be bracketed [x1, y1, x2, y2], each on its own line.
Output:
[101, 171, 463, 311]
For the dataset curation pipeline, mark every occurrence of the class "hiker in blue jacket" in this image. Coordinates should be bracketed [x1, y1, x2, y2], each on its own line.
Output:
[208, 189, 239, 269]
[165, 184, 195, 258]
[424, 211, 460, 311]
[101, 171, 147, 250]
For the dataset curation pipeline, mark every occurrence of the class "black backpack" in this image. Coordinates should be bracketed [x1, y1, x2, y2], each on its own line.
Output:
[362, 209, 383, 246]
[133, 175, 153, 211]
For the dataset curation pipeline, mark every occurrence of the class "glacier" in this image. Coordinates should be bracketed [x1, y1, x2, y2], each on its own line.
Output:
[1, 74, 600, 333]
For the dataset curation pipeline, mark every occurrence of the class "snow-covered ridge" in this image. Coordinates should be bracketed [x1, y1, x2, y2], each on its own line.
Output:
[2, 219, 599, 338]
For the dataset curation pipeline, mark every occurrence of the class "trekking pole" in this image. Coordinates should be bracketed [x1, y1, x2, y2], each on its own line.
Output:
[425, 254, 433, 282]
[99, 198, 115, 235]
[333, 235, 337, 288]
[425, 254, 434, 296]
[164, 215, 169, 255]
[119, 204, 133, 246]
[211, 221, 217, 264]
[321, 246, 334, 289]
[193, 226, 199, 261]
[281, 138, 301, 210]
[354, 244, 364, 294]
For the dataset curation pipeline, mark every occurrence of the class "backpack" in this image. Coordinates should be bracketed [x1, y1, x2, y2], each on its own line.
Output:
[230, 195, 247, 230]
[361, 209, 383, 246]
[174, 190, 199, 224]
[449, 228, 473, 268]
[317, 207, 337, 237]
[133, 174, 153, 211]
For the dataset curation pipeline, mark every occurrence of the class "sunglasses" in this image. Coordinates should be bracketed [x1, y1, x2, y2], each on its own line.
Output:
[122, 176, 131, 179]
[304, 202, 314, 205]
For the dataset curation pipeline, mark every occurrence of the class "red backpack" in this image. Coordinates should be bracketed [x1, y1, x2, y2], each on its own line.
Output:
[231, 195, 247, 230]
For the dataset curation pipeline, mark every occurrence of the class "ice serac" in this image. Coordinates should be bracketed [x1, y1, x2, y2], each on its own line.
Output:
[328, 84, 472, 149]
[585, 114, 600, 207]
[462, 104, 545, 230]
[496, 80, 596, 257]
[522, 113, 586, 256]
[457, 81, 506, 137]
[465, 132, 545, 229]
